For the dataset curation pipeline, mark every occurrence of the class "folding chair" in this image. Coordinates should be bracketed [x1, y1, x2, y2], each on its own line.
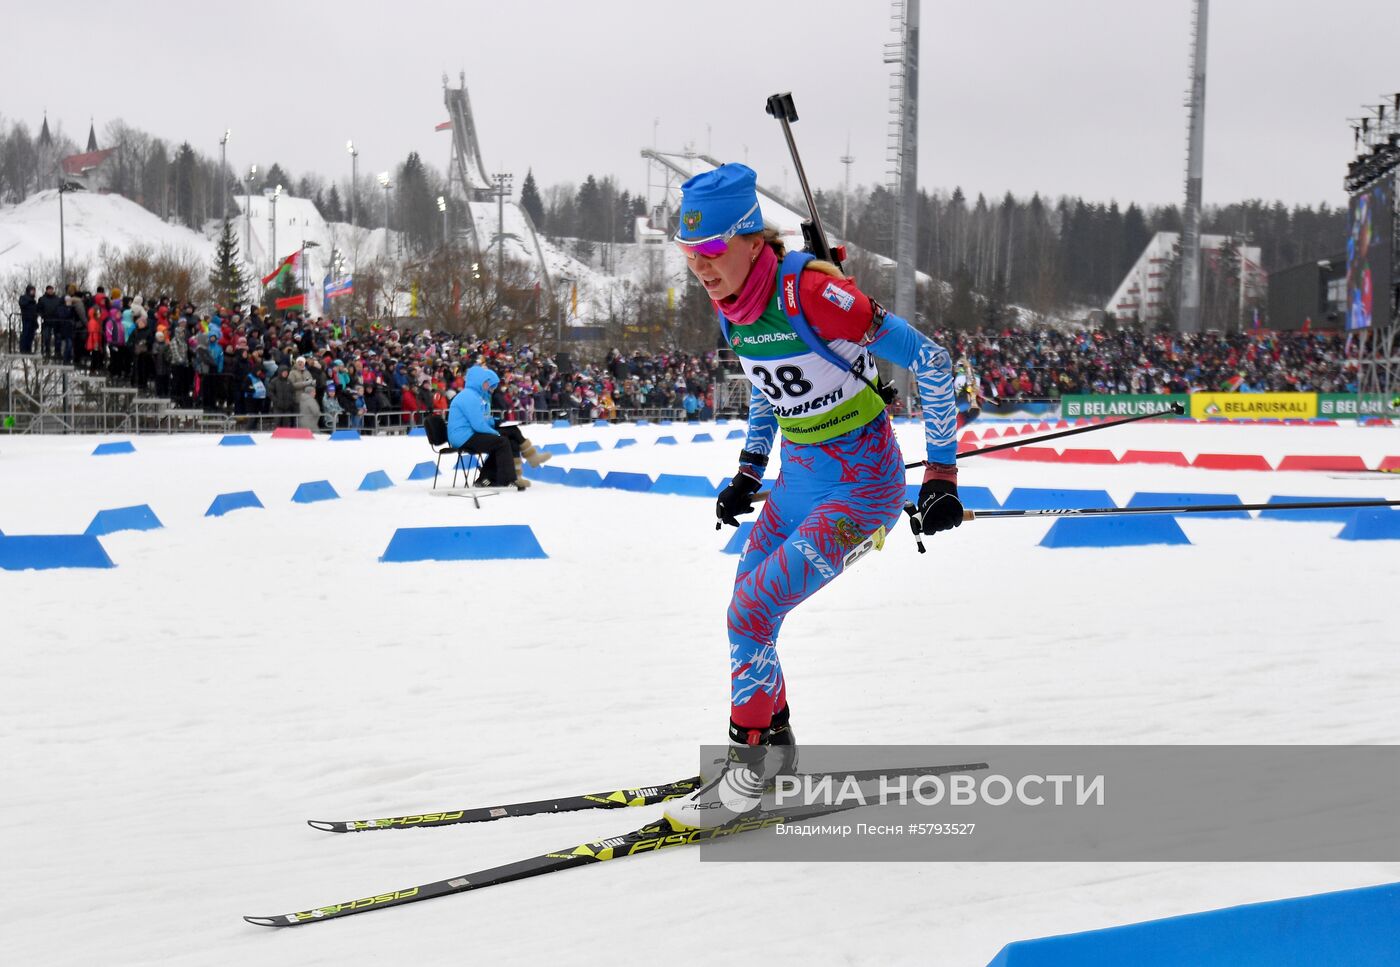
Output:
[423, 414, 495, 507]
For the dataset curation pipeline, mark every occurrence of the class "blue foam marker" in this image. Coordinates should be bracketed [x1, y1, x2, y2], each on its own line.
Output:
[574, 440, 603, 453]
[408, 426, 427, 437]
[658, 419, 674, 426]
[0, 534, 116, 570]
[1259, 495, 1382, 523]
[534, 465, 568, 484]
[594, 419, 610, 427]
[552, 419, 570, 428]
[406, 462, 437, 481]
[205, 491, 264, 517]
[1128, 492, 1249, 520]
[636, 419, 650, 426]
[1337, 509, 1400, 541]
[652, 474, 717, 498]
[380, 525, 548, 562]
[615, 438, 637, 449]
[218, 434, 256, 446]
[602, 472, 653, 492]
[1003, 488, 1115, 511]
[562, 468, 604, 488]
[905, 484, 1000, 510]
[726, 429, 746, 439]
[655, 436, 678, 446]
[86, 504, 163, 536]
[328, 429, 361, 441]
[692, 432, 714, 443]
[291, 480, 339, 503]
[721, 522, 754, 554]
[1039, 516, 1190, 548]
[987, 881, 1400, 967]
[92, 441, 135, 455]
[358, 470, 394, 491]
[541, 443, 571, 456]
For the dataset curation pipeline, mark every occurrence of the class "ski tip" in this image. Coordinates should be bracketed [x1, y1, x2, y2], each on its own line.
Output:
[307, 820, 344, 833]
[244, 916, 283, 927]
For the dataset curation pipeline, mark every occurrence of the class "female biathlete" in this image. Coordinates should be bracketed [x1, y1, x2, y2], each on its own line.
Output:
[664, 164, 964, 828]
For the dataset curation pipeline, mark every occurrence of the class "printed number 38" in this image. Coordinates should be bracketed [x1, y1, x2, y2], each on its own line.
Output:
[753, 365, 813, 400]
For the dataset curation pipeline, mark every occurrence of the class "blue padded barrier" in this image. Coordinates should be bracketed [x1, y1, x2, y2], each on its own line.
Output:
[219, 434, 255, 446]
[407, 462, 437, 480]
[652, 474, 718, 498]
[1128, 492, 1249, 519]
[92, 441, 135, 455]
[1039, 516, 1191, 549]
[573, 440, 603, 453]
[380, 525, 547, 562]
[292, 480, 339, 504]
[205, 491, 264, 516]
[987, 881, 1400, 967]
[0, 534, 115, 570]
[86, 504, 163, 536]
[1003, 488, 1115, 511]
[1337, 509, 1400, 541]
[602, 472, 653, 492]
[328, 429, 361, 441]
[358, 470, 394, 491]
[562, 468, 604, 488]
[1259, 495, 1382, 523]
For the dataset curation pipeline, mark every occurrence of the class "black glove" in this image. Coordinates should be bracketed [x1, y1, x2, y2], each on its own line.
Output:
[911, 474, 963, 536]
[716, 470, 762, 527]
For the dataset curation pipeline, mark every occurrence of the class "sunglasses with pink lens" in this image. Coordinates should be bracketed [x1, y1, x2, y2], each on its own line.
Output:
[674, 201, 760, 258]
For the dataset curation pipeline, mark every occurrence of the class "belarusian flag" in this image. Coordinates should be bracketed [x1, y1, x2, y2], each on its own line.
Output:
[274, 293, 306, 311]
[262, 250, 301, 287]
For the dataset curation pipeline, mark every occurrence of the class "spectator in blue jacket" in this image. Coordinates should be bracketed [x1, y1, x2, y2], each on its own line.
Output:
[447, 365, 550, 490]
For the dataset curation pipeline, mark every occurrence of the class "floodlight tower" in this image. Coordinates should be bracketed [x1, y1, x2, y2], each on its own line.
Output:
[1178, 0, 1209, 333]
[885, 0, 920, 396]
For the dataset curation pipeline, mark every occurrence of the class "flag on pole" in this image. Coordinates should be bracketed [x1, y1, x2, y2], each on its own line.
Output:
[434, 120, 453, 132]
[325, 276, 355, 299]
[274, 293, 306, 311]
[262, 250, 302, 287]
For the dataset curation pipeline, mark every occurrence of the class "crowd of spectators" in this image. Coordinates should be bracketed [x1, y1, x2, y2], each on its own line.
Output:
[932, 324, 1357, 402]
[14, 284, 727, 428]
[14, 283, 1361, 430]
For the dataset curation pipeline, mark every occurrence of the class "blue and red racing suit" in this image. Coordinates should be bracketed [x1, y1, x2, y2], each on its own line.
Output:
[723, 252, 957, 728]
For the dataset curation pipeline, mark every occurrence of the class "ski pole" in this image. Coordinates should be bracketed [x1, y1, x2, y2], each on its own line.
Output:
[911, 401, 1186, 469]
[960, 497, 1400, 521]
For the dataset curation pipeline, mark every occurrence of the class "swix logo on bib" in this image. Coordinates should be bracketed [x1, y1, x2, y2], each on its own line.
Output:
[784, 276, 798, 312]
[821, 281, 855, 313]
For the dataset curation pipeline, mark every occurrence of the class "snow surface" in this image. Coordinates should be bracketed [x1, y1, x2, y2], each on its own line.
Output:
[0, 189, 215, 281]
[2, 420, 1399, 966]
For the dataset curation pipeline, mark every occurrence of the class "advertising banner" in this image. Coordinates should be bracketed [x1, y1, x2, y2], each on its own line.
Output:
[1060, 395, 1187, 418]
[1318, 394, 1400, 418]
[1189, 392, 1317, 420]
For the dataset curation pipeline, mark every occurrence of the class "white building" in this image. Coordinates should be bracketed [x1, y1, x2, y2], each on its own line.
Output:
[1106, 232, 1265, 326]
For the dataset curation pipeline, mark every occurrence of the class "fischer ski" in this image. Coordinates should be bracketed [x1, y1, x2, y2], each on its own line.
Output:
[248, 762, 987, 927]
[308, 777, 703, 833]
[308, 765, 982, 833]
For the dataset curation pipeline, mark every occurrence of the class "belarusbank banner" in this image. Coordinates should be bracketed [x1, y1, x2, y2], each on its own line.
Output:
[1061, 395, 1188, 418]
[1190, 392, 1317, 420]
[1317, 394, 1400, 418]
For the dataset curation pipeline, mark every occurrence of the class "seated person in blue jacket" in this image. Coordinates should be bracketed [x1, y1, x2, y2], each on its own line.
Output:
[447, 365, 551, 490]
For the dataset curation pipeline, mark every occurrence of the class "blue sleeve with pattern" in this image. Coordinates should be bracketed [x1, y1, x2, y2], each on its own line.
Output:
[865, 311, 957, 464]
[743, 384, 778, 458]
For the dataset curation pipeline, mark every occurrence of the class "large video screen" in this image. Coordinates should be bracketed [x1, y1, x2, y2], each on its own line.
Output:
[1347, 178, 1393, 330]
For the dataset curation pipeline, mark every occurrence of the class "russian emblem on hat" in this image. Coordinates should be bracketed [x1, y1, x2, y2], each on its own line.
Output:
[675, 163, 763, 242]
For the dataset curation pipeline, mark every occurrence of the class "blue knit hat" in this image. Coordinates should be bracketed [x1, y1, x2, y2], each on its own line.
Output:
[675, 163, 763, 243]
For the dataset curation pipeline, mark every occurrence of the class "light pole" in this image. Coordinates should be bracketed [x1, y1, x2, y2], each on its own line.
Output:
[377, 172, 391, 259]
[244, 164, 257, 267]
[437, 195, 448, 248]
[58, 177, 71, 287]
[219, 128, 231, 223]
[346, 140, 358, 227]
[492, 172, 512, 316]
[268, 183, 282, 284]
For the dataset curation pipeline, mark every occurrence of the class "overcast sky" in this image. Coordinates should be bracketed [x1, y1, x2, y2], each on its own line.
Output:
[5, 0, 1396, 210]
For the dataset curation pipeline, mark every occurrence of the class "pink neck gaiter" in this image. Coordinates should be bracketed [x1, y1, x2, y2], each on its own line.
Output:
[716, 245, 778, 325]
